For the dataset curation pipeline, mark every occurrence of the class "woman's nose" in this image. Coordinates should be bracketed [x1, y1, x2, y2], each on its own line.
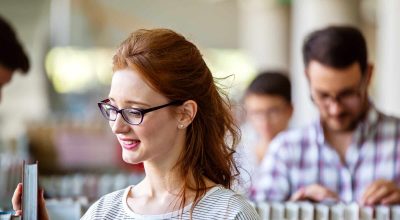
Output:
[110, 113, 130, 134]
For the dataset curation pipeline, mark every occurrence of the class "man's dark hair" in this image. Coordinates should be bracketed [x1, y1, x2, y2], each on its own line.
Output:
[246, 71, 291, 103]
[0, 15, 29, 73]
[303, 26, 367, 75]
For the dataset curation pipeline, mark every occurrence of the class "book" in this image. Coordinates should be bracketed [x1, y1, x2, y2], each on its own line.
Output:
[21, 161, 38, 220]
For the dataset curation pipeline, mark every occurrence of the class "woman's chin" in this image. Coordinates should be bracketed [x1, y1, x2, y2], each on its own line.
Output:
[122, 155, 142, 165]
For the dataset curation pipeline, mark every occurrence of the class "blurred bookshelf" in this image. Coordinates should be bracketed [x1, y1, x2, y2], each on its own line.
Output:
[0, 119, 144, 215]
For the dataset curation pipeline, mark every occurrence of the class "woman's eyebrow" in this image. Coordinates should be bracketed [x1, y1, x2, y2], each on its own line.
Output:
[108, 97, 150, 107]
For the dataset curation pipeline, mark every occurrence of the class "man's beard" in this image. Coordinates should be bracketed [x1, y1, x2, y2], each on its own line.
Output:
[322, 106, 368, 133]
[324, 114, 359, 132]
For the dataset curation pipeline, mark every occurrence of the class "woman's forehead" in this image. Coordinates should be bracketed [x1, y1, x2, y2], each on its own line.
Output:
[109, 69, 166, 104]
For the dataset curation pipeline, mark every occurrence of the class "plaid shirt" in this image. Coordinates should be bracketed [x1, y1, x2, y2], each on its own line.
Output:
[252, 104, 400, 203]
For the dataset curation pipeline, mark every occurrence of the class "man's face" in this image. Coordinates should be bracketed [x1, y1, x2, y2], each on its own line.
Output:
[0, 64, 13, 102]
[245, 94, 293, 141]
[307, 60, 370, 132]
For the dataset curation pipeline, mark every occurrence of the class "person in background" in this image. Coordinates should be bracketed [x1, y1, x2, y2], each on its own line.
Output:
[0, 14, 31, 214]
[236, 72, 293, 196]
[252, 26, 400, 205]
[0, 15, 29, 102]
[13, 28, 259, 219]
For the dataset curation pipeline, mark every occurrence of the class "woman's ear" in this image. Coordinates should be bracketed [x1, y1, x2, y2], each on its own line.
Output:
[176, 100, 197, 129]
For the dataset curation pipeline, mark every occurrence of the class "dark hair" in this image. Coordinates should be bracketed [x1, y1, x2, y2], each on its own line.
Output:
[0, 16, 29, 73]
[112, 29, 239, 216]
[303, 26, 367, 74]
[246, 71, 291, 103]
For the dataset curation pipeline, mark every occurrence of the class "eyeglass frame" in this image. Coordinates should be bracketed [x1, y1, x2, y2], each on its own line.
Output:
[246, 105, 291, 122]
[97, 99, 184, 125]
[310, 75, 368, 108]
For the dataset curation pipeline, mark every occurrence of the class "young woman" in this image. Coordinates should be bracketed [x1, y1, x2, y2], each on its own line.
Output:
[12, 29, 259, 219]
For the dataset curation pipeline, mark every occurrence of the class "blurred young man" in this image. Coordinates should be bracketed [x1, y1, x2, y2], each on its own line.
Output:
[0, 15, 29, 102]
[253, 26, 400, 205]
[237, 72, 293, 196]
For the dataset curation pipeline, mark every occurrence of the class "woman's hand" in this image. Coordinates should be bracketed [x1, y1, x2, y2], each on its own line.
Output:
[12, 183, 50, 220]
[11, 183, 23, 216]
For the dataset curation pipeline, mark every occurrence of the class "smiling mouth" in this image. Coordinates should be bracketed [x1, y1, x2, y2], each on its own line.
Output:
[120, 139, 141, 150]
[122, 140, 135, 145]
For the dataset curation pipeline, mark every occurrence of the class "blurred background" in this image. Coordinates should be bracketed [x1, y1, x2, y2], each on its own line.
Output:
[0, 0, 399, 217]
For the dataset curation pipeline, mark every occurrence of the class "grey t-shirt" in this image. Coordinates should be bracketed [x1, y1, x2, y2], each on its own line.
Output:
[81, 185, 260, 220]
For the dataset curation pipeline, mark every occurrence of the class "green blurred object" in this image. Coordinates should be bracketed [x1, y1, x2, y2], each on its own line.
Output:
[278, 0, 291, 5]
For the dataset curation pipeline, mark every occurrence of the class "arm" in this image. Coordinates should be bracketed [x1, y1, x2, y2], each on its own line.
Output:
[227, 194, 260, 220]
[252, 132, 340, 203]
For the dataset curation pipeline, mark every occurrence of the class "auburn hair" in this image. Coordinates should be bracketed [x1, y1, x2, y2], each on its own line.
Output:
[112, 28, 240, 216]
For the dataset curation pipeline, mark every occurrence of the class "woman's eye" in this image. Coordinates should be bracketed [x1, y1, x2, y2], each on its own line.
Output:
[126, 110, 142, 118]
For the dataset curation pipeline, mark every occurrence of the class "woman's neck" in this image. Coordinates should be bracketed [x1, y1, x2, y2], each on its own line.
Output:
[140, 162, 183, 197]
[127, 163, 216, 215]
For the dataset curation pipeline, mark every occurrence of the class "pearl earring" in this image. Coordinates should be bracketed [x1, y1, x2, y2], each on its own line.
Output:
[178, 124, 184, 129]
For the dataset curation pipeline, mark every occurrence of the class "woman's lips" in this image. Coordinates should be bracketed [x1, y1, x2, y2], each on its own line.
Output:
[120, 139, 140, 150]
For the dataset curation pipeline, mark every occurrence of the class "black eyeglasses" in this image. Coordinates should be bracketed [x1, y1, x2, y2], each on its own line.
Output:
[97, 99, 184, 125]
[310, 77, 368, 109]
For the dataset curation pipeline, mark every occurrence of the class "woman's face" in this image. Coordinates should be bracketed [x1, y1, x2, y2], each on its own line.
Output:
[107, 68, 184, 166]
[245, 93, 292, 141]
